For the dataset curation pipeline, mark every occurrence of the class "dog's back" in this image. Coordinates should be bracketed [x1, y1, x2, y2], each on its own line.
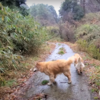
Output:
[35, 59, 72, 75]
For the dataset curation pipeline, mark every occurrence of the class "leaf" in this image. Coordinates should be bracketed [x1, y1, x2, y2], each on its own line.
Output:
[2, 16, 4, 21]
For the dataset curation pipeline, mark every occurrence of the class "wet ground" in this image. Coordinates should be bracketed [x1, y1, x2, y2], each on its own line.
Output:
[16, 43, 93, 100]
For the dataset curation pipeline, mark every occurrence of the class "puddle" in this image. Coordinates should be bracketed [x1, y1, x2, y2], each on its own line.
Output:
[16, 43, 92, 100]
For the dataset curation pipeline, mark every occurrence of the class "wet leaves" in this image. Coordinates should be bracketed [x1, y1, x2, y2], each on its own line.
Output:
[29, 93, 48, 100]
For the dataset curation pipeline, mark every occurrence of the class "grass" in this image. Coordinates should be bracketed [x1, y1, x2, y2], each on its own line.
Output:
[41, 80, 49, 85]
[58, 47, 66, 55]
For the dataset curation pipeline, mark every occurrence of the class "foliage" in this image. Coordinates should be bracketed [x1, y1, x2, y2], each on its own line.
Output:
[47, 26, 59, 37]
[59, 22, 76, 42]
[41, 80, 49, 85]
[0, 4, 49, 86]
[0, 0, 28, 16]
[30, 4, 57, 26]
[77, 40, 100, 60]
[59, 0, 84, 21]
[0, 0, 26, 8]
[58, 47, 66, 55]
[90, 66, 100, 94]
[76, 23, 100, 52]
[19, 4, 29, 16]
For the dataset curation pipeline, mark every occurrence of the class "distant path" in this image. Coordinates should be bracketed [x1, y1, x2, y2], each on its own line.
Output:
[15, 43, 93, 100]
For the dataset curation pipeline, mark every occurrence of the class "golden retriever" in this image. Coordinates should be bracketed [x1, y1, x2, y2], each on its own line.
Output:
[34, 59, 73, 85]
[67, 53, 85, 74]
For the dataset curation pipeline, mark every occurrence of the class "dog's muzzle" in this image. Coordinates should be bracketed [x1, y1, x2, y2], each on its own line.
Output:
[33, 67, 37, 72]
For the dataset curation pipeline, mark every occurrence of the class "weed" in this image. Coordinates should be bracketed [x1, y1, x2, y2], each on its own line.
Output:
[94, 97, 99, 100]
[41, 80, 49, 85]
[58, 47, 66, 55]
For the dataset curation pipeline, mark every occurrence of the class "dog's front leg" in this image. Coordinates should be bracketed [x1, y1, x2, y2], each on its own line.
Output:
[77, 68, 81, 75]
[48, 75, 55, 86]
[80, 67, 83, 74]
[64, 71, 72, 84]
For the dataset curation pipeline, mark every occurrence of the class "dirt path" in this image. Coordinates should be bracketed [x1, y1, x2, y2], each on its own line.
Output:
[15, 43, 93, 100]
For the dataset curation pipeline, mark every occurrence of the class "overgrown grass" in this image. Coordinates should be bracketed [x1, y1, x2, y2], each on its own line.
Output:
[76, 12, 100, 97]
[77, 39, 100, 60]
[90, 66, 100, 95]
[77, 39, 100, 96]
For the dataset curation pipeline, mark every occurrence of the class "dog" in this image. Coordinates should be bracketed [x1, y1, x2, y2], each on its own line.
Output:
[34, 59, 73, 85]
[67, 53, 85, 74]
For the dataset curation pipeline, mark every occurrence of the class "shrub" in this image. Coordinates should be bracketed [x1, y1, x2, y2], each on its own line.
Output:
[47, 26, 59, 37]
[90, 66, 100, 93]
[0, 3, 49, 86]
[77, 39, 100, 60]
[76, 24, 100, 52]
[59, 22, 76, 42]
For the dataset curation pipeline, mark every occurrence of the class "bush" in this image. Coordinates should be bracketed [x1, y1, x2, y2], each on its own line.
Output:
[47, 26, 59, 37]
[77, 39, 100, 60]
[0, 3, 49, 86]
[76, 24, 100, 52]
[90, 66, 100, 93]
[59, 22, 76, 42]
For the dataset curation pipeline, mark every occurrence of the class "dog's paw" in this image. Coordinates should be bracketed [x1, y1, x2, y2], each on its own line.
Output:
[47, 82, 52, 86]
[68, 81, 72, 84]
[53, 81, 57, 85]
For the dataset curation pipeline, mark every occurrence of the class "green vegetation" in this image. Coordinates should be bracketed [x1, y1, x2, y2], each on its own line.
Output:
[89, 65, 100, 98]
[30, 4, 57, 26]
[0, 0, 29, 16]
[76, 13, 100, 95]
[0, 4, 49, 86]
[76, 14, 100, 60]
[58, 47, 66, 55]
[77, 40, 100, 60]
[59, 0, 84, 21]
[41, 80, 49, 85]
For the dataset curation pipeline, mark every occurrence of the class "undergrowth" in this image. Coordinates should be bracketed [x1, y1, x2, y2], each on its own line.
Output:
[0, 3, 49, 86]
[77, 39, 100, 96]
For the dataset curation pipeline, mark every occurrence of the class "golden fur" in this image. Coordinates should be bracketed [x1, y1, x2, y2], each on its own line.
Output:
[67, 53, 85, 74]
[35, 59, 73, 85]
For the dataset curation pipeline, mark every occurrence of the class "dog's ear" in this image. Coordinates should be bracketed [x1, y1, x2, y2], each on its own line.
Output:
[37, 62, 40, 66]
[36, 62, 41, 68]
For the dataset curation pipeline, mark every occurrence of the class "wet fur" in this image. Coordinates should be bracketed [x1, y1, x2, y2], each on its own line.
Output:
[35, 59, 73, 85]
[67, 53, 85, 74]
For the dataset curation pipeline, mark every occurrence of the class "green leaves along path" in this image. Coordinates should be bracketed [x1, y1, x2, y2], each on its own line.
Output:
[0, 3, 49, 86]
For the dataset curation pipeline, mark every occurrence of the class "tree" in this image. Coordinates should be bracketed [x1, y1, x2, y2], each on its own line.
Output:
[30, 4, 58, 26]
[0, 0, 28, 16]
[59, 0, 84, 21]
[0, 0, 26, 8]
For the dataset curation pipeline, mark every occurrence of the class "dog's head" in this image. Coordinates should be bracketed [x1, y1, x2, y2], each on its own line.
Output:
[33, 62, 41, 72]
[77, 58, 85, 68]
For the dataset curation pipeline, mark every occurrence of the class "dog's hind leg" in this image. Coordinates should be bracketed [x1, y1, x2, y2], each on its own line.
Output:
[64, 71, 72, 84]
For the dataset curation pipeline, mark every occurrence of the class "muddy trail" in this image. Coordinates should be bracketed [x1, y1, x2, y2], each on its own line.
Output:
[15, 43, 93, 100]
